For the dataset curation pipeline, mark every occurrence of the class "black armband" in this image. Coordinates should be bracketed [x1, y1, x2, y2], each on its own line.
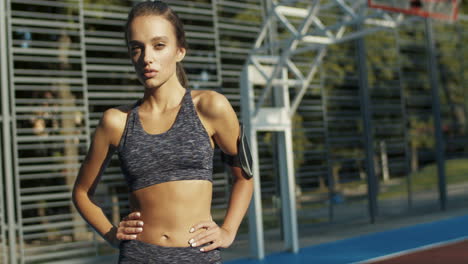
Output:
[220, 122, 253, 179]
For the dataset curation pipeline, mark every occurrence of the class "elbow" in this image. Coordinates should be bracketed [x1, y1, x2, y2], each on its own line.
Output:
[71, 186, 82, 209]
[230, 166, 253, 182]
[72, 186, 90, 210]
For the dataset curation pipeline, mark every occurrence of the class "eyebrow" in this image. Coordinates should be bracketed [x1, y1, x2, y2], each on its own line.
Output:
[128, 36, 169, 45]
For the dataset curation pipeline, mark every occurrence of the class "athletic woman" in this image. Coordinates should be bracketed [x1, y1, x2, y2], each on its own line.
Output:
[72, 1, 254, 263]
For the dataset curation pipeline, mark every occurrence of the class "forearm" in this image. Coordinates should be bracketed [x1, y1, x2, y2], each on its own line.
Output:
[72, 190, 119, 248]
[221, 167, 254, 236]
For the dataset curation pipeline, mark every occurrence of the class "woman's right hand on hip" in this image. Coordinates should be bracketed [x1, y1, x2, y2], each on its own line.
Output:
[116, 211, 144, 240]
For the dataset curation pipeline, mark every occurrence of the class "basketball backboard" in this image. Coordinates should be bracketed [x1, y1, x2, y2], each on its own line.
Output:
[368, 0, 460, 22]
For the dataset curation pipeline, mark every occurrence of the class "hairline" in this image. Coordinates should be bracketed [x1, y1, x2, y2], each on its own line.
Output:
[125, 14, 179, 47]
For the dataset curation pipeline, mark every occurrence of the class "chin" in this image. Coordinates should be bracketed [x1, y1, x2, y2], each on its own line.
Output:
[144, 80, 167, 90]
[139, 77, 156, 86]
[143, 83, 159, 90]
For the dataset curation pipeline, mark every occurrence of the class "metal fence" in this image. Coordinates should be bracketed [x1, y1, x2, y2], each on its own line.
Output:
[0, 0, 264, 263]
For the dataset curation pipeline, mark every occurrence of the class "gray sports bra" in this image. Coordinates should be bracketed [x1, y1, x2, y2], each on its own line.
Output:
[116, 88, 214, 192]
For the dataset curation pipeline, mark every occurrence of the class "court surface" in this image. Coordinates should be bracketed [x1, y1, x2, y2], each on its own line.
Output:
[225, 214, 468, 264]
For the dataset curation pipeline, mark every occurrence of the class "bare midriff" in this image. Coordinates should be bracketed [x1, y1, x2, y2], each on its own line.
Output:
[129, 179, 213, 247]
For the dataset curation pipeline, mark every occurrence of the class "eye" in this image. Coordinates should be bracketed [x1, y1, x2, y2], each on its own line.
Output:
[154, 43, 165, 48]
[130, 45, 141, 51]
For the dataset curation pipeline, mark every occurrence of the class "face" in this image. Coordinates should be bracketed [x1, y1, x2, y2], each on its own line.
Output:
[127, 15, 186, 89]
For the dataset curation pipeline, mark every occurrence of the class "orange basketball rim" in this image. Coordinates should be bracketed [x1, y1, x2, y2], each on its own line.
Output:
[368, 0, 460, 22]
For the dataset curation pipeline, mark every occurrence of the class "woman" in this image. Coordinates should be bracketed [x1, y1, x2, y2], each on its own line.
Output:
[72, 1, 253, 263]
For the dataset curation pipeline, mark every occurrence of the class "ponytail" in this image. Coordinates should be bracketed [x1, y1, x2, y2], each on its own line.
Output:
[176, 61, 188, 88]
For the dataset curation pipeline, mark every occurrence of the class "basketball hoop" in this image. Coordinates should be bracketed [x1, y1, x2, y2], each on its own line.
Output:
[368, 0, 460, 22]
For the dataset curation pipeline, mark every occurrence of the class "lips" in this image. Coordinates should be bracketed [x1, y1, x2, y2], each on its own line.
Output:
[143, 69, 158, 78]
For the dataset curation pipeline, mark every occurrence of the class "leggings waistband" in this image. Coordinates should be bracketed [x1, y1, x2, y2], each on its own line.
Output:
[119, 239, 222, 264]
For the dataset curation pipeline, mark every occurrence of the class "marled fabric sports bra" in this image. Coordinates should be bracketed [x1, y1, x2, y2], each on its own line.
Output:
[116, 88, 214, 192]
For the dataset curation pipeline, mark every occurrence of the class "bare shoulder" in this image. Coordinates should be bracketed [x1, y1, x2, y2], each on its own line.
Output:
[191, 89, 231, 120]
[191, 89, 239, 154]
[100, 102, 135, 148]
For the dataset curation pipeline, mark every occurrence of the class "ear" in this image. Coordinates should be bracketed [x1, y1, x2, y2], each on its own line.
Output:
[176, 47, 186, 62]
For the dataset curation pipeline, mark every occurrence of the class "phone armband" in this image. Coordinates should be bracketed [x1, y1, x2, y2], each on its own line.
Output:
[220, 122, 253, 179]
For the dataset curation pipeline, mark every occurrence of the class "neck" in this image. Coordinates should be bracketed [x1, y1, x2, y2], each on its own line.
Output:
[141, 74, 187, 112]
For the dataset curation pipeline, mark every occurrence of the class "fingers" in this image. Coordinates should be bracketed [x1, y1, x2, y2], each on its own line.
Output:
[122, 211, 141, 221]
[116, 226, 143, 240]
[188, 220, 217, 242]
[189, 220, 216, 233]
[118, 224, 143, 234]
[117, 212, 144, 241]
[121, 211, 143, 228]
[116, 223, 143, 240]
[188, 221, 222, 252]
[199, 241, 219, 252]
[188, 228, 217, 247]
[119, 220, 144, 228]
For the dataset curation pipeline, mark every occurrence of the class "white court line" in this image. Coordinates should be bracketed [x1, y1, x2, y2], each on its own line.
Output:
[350, 236, 468, 264]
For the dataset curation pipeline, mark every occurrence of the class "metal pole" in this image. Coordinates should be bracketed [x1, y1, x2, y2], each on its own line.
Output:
[210, 0, 223, 88]
[318, 66, 335, 223]
[425, 17, 446, 211]
[278, 128, 299, 253]
[241, 65, 265, 260]
[274, 68, 298, 253]
[0, 0, 18, 262]
[356, 22, 378, 223]
[392, 27, 413, 210]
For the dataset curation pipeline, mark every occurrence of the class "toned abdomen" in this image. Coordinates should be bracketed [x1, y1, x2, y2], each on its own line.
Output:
[129, 180, 213, 247]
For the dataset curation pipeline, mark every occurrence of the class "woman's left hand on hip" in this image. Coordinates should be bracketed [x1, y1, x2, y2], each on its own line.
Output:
[187, 220, 235, 252]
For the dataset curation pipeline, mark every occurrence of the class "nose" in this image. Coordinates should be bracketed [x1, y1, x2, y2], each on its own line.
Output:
[142, 48, 155, 65]
[144, 55, 153, 65]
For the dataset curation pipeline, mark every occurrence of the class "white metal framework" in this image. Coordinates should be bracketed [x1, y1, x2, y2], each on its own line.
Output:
[241, 0, 422, 259]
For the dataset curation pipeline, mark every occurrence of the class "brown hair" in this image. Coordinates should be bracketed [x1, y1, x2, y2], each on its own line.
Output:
[124, 1, 188, 88]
